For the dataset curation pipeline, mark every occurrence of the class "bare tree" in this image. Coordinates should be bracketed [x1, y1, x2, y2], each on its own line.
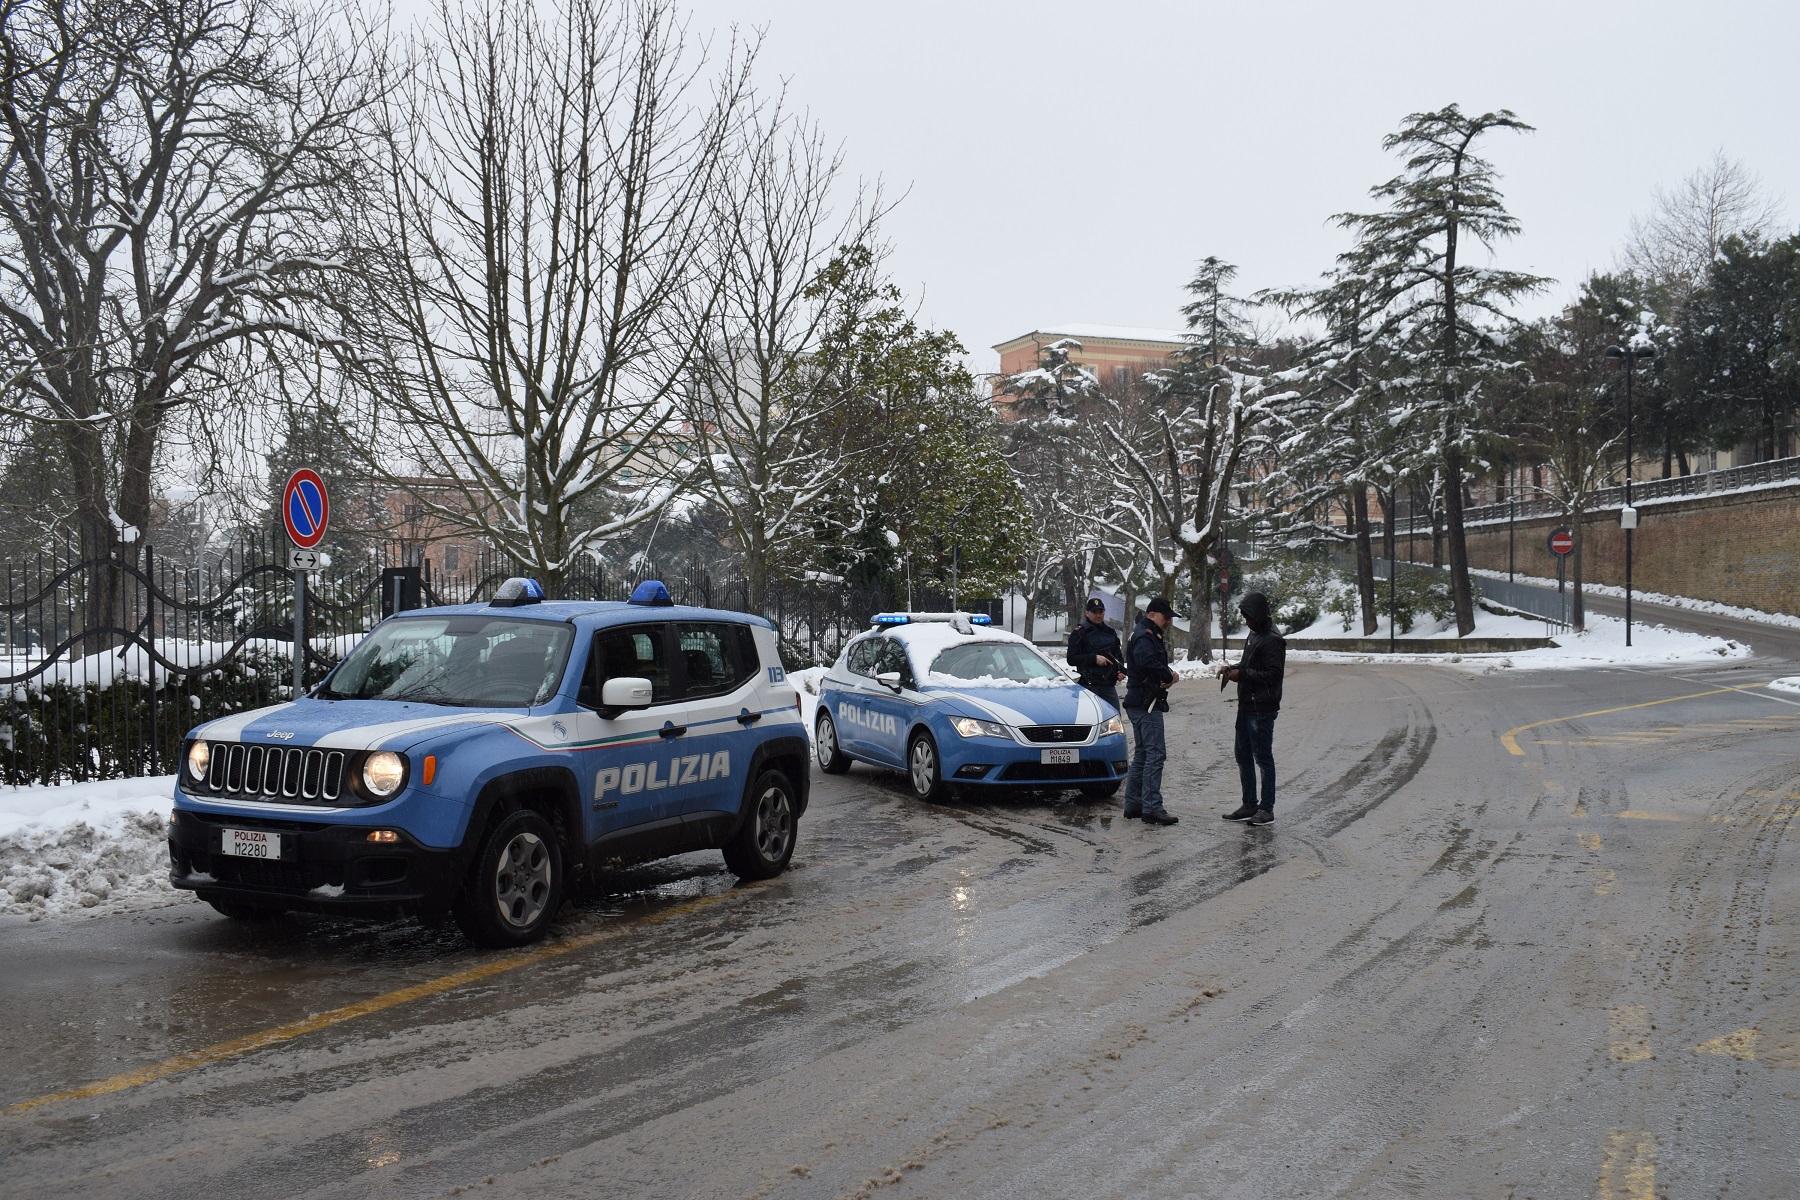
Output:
[0, 0, 383, 631]
[685, 104, 883, 613]
[357, 0, 756, 596]
[1622, 150, 1787, 303]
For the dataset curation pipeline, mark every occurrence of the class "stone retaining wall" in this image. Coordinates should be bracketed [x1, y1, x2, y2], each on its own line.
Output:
[1455, 482, 1800, 617]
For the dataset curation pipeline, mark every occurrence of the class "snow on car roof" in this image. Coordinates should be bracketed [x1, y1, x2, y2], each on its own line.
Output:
[874, 619, 1036, 663]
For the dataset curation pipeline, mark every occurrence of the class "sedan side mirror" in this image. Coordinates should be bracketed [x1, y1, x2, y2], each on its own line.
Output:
[875, 670, 903, 692]
[596, 676, 653, 718]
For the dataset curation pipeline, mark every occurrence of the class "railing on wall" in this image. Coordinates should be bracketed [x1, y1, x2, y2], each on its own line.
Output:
[1398, 454, 1800, 532]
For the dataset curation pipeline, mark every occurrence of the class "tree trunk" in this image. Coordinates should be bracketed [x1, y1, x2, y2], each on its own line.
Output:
[1352, 487, 1377, 635]
[1185, 553, 1214, 664]
[1443, 445, 1476, 636]
[1059, 559, 1082, 633]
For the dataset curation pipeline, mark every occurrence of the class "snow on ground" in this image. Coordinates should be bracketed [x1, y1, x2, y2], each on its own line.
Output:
[1, 776, 181, 920]
[1471, 568, 1800, 631]
[1770, 677, 1800, 695]
[1286, 610, 1748, 673]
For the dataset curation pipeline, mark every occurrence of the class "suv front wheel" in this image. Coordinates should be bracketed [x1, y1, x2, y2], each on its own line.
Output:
[723, 768, 798, 880]
[453, 808, 564, 948]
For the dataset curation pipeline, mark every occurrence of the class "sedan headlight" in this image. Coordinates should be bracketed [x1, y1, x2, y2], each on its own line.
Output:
[1098, 714, 1125, 738]
[362, 751, 407, 798]
[187, 740, 210, 780]
[950, 716, 1011, 740]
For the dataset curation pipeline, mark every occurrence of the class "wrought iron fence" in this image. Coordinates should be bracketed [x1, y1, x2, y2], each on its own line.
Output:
[0, 537, 988, 785]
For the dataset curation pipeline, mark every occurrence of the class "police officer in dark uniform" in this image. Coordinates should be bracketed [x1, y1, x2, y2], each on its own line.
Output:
[1066, 598, 1124, 712]
[1121, 597, 1179, 825]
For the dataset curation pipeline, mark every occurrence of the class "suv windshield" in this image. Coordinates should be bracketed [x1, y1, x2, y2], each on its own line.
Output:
[321, 615, 574, 707]
[929, 641, 1063, 686]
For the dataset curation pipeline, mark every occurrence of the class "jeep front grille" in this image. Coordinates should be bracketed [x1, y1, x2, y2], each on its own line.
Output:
[201, 742, 346, 803]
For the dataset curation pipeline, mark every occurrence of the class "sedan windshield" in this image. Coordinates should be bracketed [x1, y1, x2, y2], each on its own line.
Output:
[321, 615, 573, 707]
[929, 641, 1064, 686]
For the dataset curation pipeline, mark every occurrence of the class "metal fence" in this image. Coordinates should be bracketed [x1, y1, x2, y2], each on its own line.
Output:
[1395, 454, 1800, 532]
[0, 537, 986, 785]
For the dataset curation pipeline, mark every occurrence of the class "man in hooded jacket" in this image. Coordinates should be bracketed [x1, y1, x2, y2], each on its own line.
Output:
[1221, 590, 1285, 827]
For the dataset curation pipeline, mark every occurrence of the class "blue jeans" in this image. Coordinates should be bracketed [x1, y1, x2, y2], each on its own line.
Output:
[1123, 706, 1167, 816]
[1235, 709, 1277, 812]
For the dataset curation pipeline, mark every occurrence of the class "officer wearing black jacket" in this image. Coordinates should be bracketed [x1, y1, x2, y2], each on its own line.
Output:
[1221, 590, 1285, 827]
[1066, 598, 1124, 711]
[1121, 597, 1179, 826]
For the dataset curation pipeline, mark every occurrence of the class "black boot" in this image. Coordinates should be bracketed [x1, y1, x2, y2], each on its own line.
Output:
[1222, 804, 1258, 822]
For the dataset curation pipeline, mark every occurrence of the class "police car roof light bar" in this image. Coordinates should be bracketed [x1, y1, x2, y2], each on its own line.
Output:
[489, 577, 545, 607]
[869, 611, 992, 634]
[628, 580, 674, 606]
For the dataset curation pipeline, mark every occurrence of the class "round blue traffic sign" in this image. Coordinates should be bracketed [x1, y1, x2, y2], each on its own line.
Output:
[283, 469, 330, 549]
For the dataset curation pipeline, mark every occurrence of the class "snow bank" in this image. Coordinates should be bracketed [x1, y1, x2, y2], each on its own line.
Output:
[1769, 677, 1800, 695]
[1286, 610, 1747, 673]
[1, 776, 181, 919]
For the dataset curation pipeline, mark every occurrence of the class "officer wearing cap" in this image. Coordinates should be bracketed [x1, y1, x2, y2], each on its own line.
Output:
[1121, 597, 1179, 826]
[1066, 597, 1124, 713]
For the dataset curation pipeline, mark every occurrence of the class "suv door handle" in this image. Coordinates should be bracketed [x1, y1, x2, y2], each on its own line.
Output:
[659, 721, 687, 738]
[737, 708, 762, 725]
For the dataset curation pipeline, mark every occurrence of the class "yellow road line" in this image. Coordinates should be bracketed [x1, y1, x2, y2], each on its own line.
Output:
[1501, 686, 1761, 756]
[1608, 1004, 1652, 1062]
[4, 887, 742, 1117]
[1599, 1130, 1657, 1200]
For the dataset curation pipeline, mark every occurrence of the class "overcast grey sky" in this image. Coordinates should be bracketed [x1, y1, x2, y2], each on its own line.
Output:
[680, 0, 1798, 372]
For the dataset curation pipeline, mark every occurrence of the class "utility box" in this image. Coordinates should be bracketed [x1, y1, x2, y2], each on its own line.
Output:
[1619, 505, 1639, 530]
[380, 566, 423, 618]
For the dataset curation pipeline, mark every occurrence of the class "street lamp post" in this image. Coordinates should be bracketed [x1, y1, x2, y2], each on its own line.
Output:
[1604, 343, 1656, 647]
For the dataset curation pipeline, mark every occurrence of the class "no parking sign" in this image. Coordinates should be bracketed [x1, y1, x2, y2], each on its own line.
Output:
[283, 469, 329, 549]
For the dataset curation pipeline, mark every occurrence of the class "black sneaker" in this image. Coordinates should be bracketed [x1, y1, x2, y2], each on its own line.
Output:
[1249, 810, 1273, 827]
[1222, 804, 1258, 822]
[1142, 811, 1179, 826]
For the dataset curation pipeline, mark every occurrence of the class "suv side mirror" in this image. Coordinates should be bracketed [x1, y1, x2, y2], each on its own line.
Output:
[875, 670, 903, 692]
[596, 676, 653, 718]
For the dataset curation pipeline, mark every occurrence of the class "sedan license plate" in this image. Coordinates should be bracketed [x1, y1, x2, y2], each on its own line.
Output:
[222, 828, 282, 860]
[1040, 748, 1079, 765]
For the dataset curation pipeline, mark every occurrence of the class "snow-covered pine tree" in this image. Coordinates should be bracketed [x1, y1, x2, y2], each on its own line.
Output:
[1336, 105, 1548, 636]
[1678, 233, 1800, 462]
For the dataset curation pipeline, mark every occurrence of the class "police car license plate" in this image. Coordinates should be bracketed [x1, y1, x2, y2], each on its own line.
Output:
[221, 828, 282, 860]
[1040, 748, 1079, 765]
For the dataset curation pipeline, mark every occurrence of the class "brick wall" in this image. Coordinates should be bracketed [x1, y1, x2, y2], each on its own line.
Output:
[1457, 483, 1800, 617]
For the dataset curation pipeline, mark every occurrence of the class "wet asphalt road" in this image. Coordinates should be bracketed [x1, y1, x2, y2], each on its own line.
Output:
[2, 607, 1797, 1198]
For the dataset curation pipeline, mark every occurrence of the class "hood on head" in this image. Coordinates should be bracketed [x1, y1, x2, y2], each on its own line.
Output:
[1238, 590, 1272, 627]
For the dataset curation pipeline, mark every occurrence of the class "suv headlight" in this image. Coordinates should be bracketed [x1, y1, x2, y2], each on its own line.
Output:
[362, 751, 407, 798]
[187, 740, 210, 780]
[1098, 714, 1125, 738]
[950, 716, 1011, 740]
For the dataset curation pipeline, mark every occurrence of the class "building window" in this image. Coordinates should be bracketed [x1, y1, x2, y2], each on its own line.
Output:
[445, 546, 461, 571]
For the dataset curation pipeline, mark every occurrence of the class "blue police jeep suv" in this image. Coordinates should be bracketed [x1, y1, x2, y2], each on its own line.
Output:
[166, 580, 809, 947]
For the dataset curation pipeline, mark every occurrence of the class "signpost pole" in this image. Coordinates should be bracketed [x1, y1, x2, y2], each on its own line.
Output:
[293, 566, 306, 697]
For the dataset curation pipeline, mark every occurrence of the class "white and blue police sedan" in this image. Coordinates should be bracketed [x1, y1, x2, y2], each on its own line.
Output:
[813, 613, 1129, 802]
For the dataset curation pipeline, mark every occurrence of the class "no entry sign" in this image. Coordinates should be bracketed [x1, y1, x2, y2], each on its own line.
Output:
[283, 469, 330, 550]
[1547, 527, 1575, 557]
